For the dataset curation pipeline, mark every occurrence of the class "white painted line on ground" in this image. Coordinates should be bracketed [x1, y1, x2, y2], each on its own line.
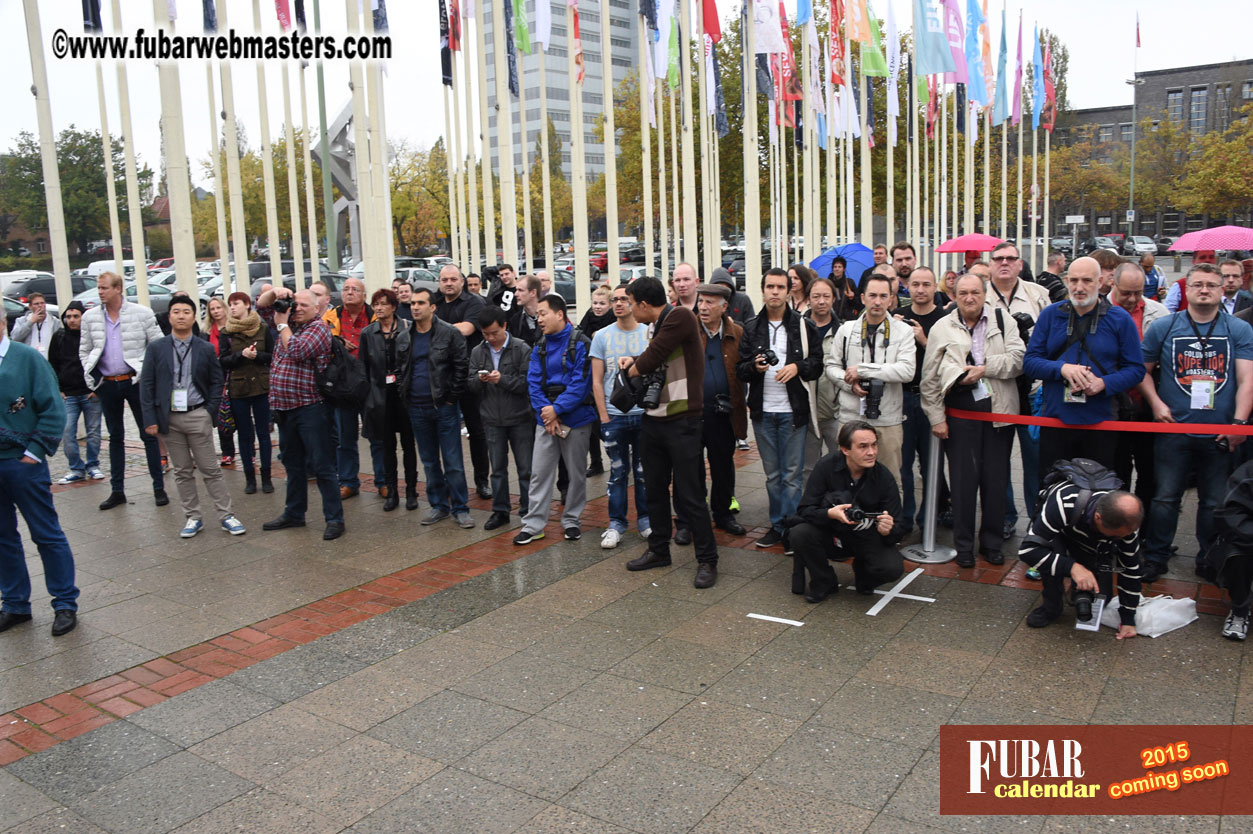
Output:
[865, 567, 934, 616]
[871, 591, 936, 603]
[747, 613, 805, 627]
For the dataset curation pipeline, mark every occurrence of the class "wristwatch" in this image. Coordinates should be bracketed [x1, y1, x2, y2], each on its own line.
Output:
[277, 323, 290, 332]
[1234, 418, 1249, 425]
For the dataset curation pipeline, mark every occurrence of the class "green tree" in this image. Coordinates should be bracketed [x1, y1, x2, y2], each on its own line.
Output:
[1176, 103, 1253, 218]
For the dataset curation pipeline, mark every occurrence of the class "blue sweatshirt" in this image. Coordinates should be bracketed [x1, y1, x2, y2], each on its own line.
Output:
[0, 336, 66, 461]
[527, 322, 597, 429]
[1023, 301, 1146, 425]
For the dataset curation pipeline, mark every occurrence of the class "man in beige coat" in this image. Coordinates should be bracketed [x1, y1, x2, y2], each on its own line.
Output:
[921, 274, 1026, 567]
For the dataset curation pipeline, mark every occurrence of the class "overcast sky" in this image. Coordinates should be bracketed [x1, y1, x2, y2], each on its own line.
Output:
[3, 0, 1248, 191]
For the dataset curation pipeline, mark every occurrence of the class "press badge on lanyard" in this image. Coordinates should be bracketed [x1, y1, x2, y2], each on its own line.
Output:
[171, 387, 189, 411]
[1191, 379, 1216, 410]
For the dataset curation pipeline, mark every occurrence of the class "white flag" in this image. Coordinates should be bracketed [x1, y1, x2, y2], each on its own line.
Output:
[769, 99, 779, 146]
[753, 0, 787, 53]
[826, 39, 842, 137]
[536, 0, 551, 50]
[167, 0, 177, 21]
[886, 1, 899, 146]
[644, 31, 657, 129]
[848, 80, 861, 139]
[807, 22, 824, 116]
[705, 35, 717, 116]
[654, 0, 674, 85]
[465, 0, 475, 17]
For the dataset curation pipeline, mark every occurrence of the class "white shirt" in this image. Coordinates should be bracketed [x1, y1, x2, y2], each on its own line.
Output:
[761, 318, 792, 414]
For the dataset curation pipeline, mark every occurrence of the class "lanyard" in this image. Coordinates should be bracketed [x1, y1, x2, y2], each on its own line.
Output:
[174, 341, 192, 385]
[990, 280, 1019, 311]
[1186, 313, 1218, 355]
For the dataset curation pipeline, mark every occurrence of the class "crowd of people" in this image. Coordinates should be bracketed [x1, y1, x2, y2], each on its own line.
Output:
[4, 245, 1253, 646]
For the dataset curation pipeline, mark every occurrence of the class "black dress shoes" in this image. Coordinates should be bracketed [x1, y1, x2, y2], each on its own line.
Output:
[715, 518, 747, 536]
[323, 522, 346, 541]
[694, 563, 718, 588]
[383, 491, 400, 512]
[406, 492, 419, 511]
[262, 515, 306, 531]
[98, 491, 127, 510]
[626, 551, 672, 571]
[674, 527, 693, 546]
[154, 489, 170, 506]
[51, 610, 77, 636]
[484, 512, 510, 531]
[0, 611, 33, 632]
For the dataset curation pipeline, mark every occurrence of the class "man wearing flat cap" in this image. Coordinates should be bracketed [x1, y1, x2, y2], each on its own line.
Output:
[710, 267, 756, 325]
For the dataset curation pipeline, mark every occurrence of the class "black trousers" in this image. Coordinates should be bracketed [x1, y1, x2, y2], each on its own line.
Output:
[1039, 425, 1117, 478]
[588, 420, 603, 469]
[1040, 559, 1116, 614]
[1220, 553, 1252, 613]
[381, 387, 418, 494]
[1114, 429, 1155, 512]
[458, 388, 490, 487]
[674, 410, 737, 528]
[946, 416, 1014, 559]
[641, 415, 717, 563]
[789, 522, 904, 596]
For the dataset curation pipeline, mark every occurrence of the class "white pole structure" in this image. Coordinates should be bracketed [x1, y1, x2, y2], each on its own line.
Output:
[699, 27, 714, 276]
[252, 0, 282, 285]
[779, 107, 787, 259]
[462, 33, 481, 273]
[281, 66, 306, 288]
[451, 52, 470, 274]
[1000, 120, 1007, 239]
[859, 62, 871, 247]
[1043, 129, 1051, 255]
[639, 17, 655, 279]
[204, 67, 230, 282]
[494, 0, 519, 268]
[825, 45, 837, 253]
[910, 59, 919, 255]
[364, 9, 393, 282]
[792, 122, 800, 262]
[20, 0, 71, 306]
[924, 100, 932, 267]
[300, 67, 321, 288]
[669, 90, 681, 268]
[475, 8, 497, 264]
[939, 86, 947, 271]
[801, 34, 812, 264]
[97, 65, 126, 284]
[983, 109, 990, 235]
[951, 93, 959, 245]
[678, 0, 698, 266]
[213, 0, 245, 296]
[657, 80, 669, 280]
[1016, 94, 1024, 255]
[517, 61, 533, 276]
[602, 0, 620, 278]
[567, 1, 591, 312]
[965, 105, 975, 236]
[346, 0, 376, 269]
[443, 87, 459, 263]
[152, 0, 197, 298]
[1030, 126, 1038, 271]
[538, 50, 554, 272]
[107, 0, 149, 295]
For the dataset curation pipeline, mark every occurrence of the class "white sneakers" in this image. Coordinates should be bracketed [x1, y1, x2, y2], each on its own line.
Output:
[1222, 610, 1249, 641]
[601, 529, 621, 549]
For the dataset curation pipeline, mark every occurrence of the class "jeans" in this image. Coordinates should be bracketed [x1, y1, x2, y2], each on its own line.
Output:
[276, 402, 343, 524]
[1004, 424, 1040, 526]
[1146, 434, 1232, 568]
[337, 402, 385, 490]
[62, 393, 101, 473]
[754, 412, 807, 533]
[231, 393, 273, 473]
[0, 457, 79, 614]
[409, 402, 470, 515]
[601, 413, 648, 534]
[485, 422, 534, 516]
[97, 377, 164, 492]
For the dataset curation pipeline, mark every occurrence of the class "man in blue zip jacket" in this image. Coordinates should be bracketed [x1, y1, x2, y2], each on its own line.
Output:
[514, 294, 597, 545]
[1024, 257, 1146, 474]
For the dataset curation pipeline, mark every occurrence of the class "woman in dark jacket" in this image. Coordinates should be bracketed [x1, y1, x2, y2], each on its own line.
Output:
[219, 292, 274, 494]
[358, 289, 418, 511]
[201, 297, 237, 467]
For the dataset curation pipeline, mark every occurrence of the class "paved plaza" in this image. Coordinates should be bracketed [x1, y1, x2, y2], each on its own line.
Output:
[1, 426, 1249, 834]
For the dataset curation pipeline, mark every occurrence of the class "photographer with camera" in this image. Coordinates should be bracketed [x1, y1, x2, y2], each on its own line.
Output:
[513, 295, 596, 545]
[619, 277, 721, 587]
[921, 274, 1025, 567]
[738, 269, 826, 550]
[1018, 471, 1143, 639]
[788, 420, 905, 602]
[827, 273, 916, 495]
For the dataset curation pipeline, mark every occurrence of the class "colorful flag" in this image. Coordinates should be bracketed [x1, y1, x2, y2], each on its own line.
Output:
[536, 0, 551, 48]
[667, 14, 681, 88]
[942, 0, 967, 84]
[1135, 12, 1140, 47]
[712, 40, 729, 136]
[439, 0, 452, 86]
[779, 3, 802, 101]
[83, 0, 103, 31]
[1031, 24, 1043, 129]
[808, 20, 824, 116]
[514, 0, 531, 54]
[448, 0, 461, 49]
[753, 0, 787, 53]
[504, 0, 519, 94]
[374, 0, 388, 33]
[571, 0, 585, 84]
[639, 0, 656, 31]
[705, 36, 717, 116]
[757, 55, 774, 99]
[926, 75, 938, 139]
[861, 9, 887, 77]
[798, 0, 813, 25]
[846, 0, 871, 44]
[914, 0, 955, 77]
[1011, 11, 1022, 126]
[885, 0, 899, 145]
[1042, 43, 1056, 132]
[956, 83, 966, 133]
[702, 0, 721, 42]
[991, 5, 1008, 126]
[829, 6, 846, 86]
[980, 0, 994, 108]
[275, 0, 291, 30]
[964, 0, 985, 104]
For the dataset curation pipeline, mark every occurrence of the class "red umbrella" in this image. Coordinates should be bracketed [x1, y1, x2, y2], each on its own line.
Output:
[935, 233, 1005, 253]
[1169, 226, 1253, 253]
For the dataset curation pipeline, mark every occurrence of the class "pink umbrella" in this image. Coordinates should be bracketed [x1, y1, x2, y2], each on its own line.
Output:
[935, 233, 1005, 253]
[1169, 226, 1253, 252]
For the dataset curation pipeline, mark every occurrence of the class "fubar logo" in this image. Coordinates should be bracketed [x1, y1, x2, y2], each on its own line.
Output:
[967, 739, 1100, 798]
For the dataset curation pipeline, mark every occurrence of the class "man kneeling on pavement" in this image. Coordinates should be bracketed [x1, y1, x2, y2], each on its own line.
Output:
[787, 420, 906, 603]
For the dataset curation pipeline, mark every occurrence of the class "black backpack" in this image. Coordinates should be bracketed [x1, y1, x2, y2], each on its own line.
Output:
[316, 336, 370, 406]
[1038, 458, 1124, 524]
[535, 328, 595, 406]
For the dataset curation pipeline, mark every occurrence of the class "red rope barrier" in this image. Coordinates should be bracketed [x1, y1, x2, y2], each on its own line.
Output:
[943, 408, 1253, 436]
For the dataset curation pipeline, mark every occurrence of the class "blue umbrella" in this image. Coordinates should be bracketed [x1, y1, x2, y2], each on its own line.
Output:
[810, 243, 875, 282]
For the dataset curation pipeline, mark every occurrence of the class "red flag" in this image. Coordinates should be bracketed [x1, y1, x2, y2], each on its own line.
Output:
[829, 0, 846, 86]
[778, 2, 801, 102]
[1042, 44, 1056, 132]
[926, 75, 938, 139]
[275, 0, 291, 30]
[571, 0, 584, 84]
[448, 0, 461, 51]
[1135, 12, 1141, 48]
[702, 0, 721, 43]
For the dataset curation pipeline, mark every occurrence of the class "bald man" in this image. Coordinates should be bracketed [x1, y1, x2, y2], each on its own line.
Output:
[671, 263, 700, 311]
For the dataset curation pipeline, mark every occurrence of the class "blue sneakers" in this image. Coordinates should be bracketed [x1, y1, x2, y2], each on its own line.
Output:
[221, 516, 246, 536]
[180, 518, 204, 538]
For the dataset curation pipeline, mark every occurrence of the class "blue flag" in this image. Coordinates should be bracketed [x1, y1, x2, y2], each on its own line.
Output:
[991, 6, 1008, 125]
[914, 0, 956, 77]
[1031, 24, 1044, 129]
[797, 0, 813, 26]
[964, 0, 986, 105]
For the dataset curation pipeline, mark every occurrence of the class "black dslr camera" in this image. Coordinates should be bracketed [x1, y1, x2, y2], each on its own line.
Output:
[845, 507, 873, 523]
[639, 369, 667, 410]
[759, 349, 780, 366]
[271, 297, 293, 314]
[714, 393, 733, 415]
[859, 378, 886, 420]
[1011, 311, 1035, 343]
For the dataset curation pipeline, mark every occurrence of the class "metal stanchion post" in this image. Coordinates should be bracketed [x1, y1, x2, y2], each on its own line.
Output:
[901, 434, 957, 564]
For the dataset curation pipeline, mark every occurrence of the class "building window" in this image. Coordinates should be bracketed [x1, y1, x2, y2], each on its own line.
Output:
[1120, 123, 1133, 142]
[609, 0, 630, 8]
[610, 36, 631, 49]
[612, 57, 631, 68]
[1216, 85, 1231, 131]
[1187, 216, 1205, 231]
[1098, 125, 1114, 143]
[1166, 89, 1183, 122]
[1190, 88, 1207, 134]
[36, 240, 48, 254]
[1244, 81, 1253, 100]
[610, 16, 631, 29]
[587, 154, 606, 165]
[586, 92, 603, 105]
[551, 25, 566, 38]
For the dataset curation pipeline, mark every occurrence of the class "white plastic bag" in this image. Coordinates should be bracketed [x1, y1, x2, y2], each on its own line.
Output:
[1100, 594, 1198, 638]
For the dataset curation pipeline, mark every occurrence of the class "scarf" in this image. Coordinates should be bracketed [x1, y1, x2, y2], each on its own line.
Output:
[224, 310, 262, 339]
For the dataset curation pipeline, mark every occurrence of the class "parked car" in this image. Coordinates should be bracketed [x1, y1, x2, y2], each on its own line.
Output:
[72, 281, 207, 318]
[1123, 236, 1157, 257]
[3, 272, 93, 306]
[149, 257, 176, 271]
[395, 267, 439, 287]
[619, 244, 647, 265]
[248, 273, 345, 307]
[4, 297, 29, 330]
[1156, 236, 1178, 255]
[1049, 237, 1073, 255]
[619, 266, 650, 283]
[589, 246, 610, 272]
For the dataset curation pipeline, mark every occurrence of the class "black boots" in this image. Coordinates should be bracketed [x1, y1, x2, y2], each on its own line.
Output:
[244, 468, 257, 495]
[383, 483, 400, 512]
[261, 469, 274, 494]
[406, 485, 419, 511]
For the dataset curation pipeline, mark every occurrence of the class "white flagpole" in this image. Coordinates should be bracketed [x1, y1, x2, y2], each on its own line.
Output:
[363, 6, 392, 282]
[1030, 126, 1038, 271]
[202, 67, 229, 278]
[859, 61, 870, 247]
[281, 66, 305, 288]
[104, 0, 150, 292]
[346, 0, 375, 267]
[1000, 120, 1007, 239]
[252, 0, 282, 286]
[779, 103, 787, 259]
[641, 17, 654, 275]
[939, 85, 947, 270]
[792, 118, 799, 263]
[153, 0, 197, 298]
[982, 108, 990, 235]
[452, 51, 469, 275]
[965, 104, 974, 236]
[475, 8, 497, 264]
[443, 86, 459, 263]
[538, 49, 554, 273]
[299, 66, 321, 288]
[601, 0, 620, 279]
[1016, 95, 1024, 255]
[567, 1, 591, 310]
[20, 0, 71, 306]
[494, 0, 519, 268]
[679, 0, 698, 266]
[1044, 129, 1051, 256]
[98, 65, 126, 283]
[517, 60, 533, 275]
[462, 31, 481, 273]
[801, 33, 812, 263]
[698, 23, 714, 276]
[657, 75, 669, 280]
[669, 89, 681, 268]
[212, 0, 245, 295]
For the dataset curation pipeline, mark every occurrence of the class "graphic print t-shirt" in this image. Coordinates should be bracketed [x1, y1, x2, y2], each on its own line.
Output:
[590, 323, 650, 417]
[1141, 311, 1253, 426]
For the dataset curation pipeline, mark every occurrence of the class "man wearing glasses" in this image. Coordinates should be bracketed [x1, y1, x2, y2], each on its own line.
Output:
[1138, 263, 1253, 589]
[1023, 256, 1145, 474]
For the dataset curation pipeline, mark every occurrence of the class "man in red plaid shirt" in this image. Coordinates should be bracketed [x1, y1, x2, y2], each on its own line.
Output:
[259, 288, 345, 541]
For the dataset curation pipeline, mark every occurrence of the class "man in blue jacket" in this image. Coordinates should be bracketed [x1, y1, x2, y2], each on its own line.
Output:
[1024, 257, 1146, 473]
[514, 295, 597, 545]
